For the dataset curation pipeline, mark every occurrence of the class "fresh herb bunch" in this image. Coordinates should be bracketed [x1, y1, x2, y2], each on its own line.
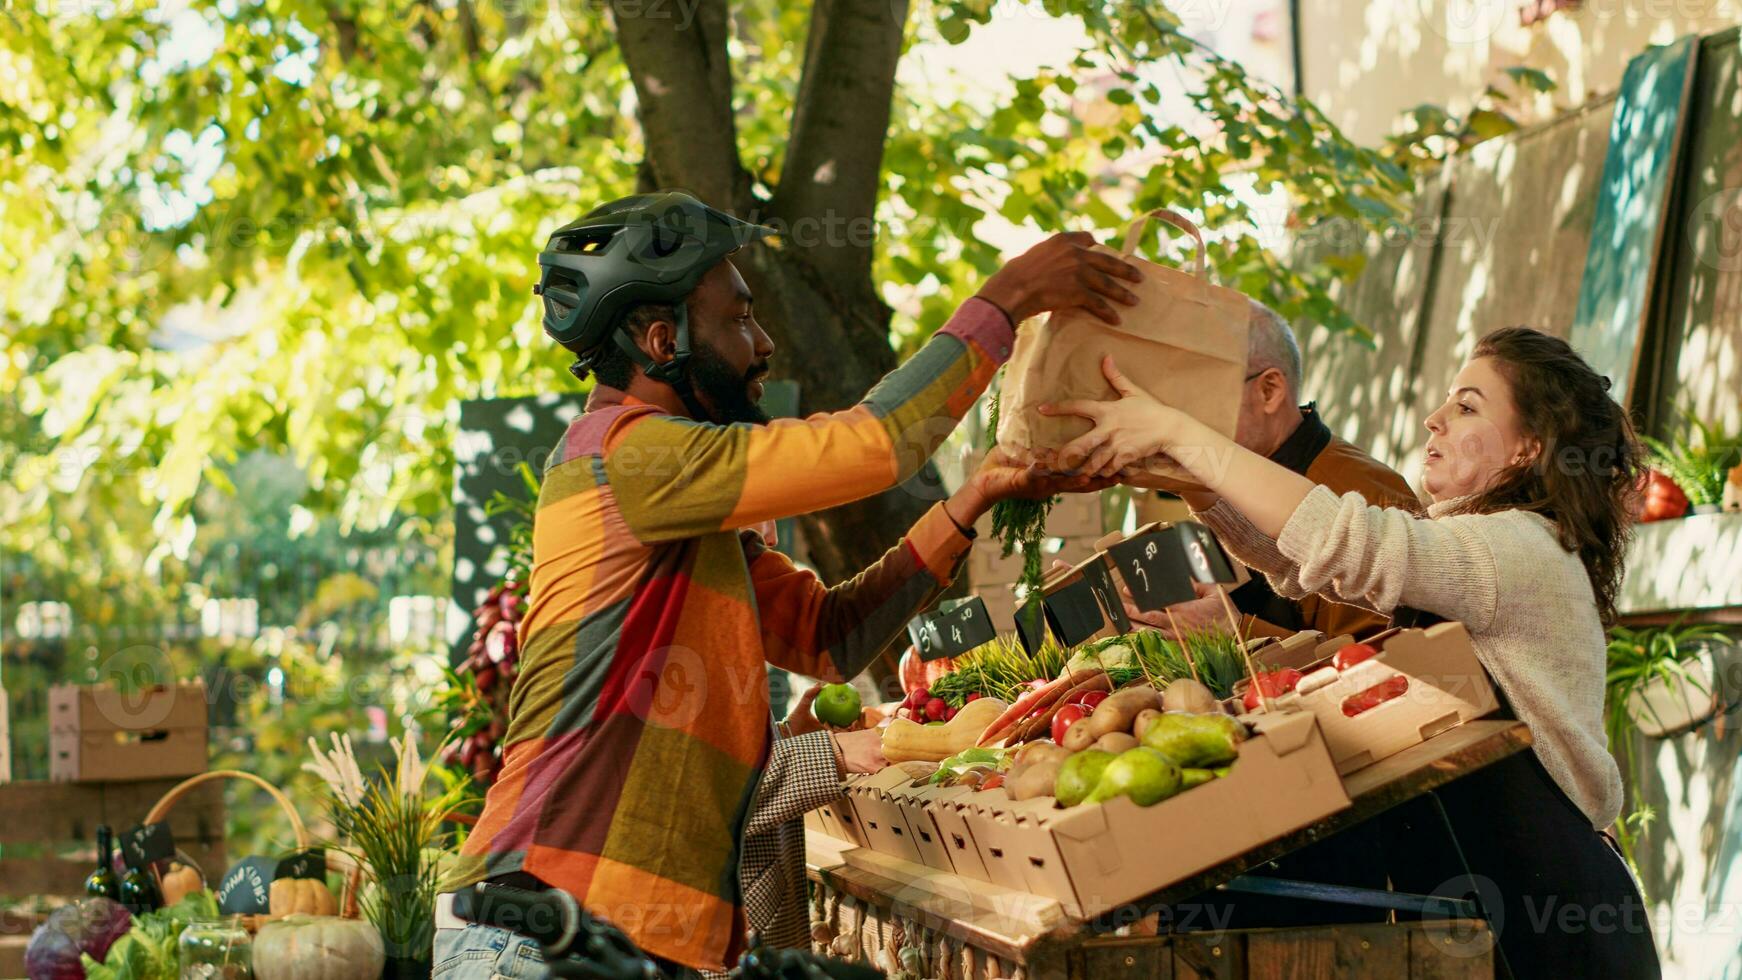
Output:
[985, 388, 1057, 595]
[1086, 627, 1257, 700]
[929, 634, 1069, 707]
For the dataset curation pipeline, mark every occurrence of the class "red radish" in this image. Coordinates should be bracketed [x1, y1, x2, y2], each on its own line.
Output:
[944, 706, 959, 721]
[1051, 703, 1088, 744]
[1242, 668, 1304, 711]
[1333, 643, 1380, 671]
[1342, 675, 1410, 717]
[925, 697, 949, 721]
[965, 692, 982, 702]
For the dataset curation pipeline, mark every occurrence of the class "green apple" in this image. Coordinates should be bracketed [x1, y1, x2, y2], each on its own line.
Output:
[813, 683, 862, 728]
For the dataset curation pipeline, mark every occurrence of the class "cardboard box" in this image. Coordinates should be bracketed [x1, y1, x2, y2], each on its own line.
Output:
[885, 780, 979, 875]
[927, 794, 993, 882]
[48, 683, 208, 783]
[959, 712, 1349, 918]
[954, 713, 1344, 919]
[817, 778, 869, 848]
[845, 767, 927, 865]
[1240, 622, 1498, 775]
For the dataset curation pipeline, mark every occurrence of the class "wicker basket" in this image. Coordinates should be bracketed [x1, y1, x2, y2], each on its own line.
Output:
[145, 769, 361, 929]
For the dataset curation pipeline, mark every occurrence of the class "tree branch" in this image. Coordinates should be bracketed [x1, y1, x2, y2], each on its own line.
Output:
[612, 0, 744, 208]
[771, 0, 910, 284]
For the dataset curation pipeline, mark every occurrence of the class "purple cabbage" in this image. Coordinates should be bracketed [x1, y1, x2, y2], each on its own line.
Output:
[24, 898, 131, 980]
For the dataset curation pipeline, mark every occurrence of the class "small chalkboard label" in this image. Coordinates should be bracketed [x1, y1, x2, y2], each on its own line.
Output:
[275, 848, 326, 882]
[1013, 598, 1050, 655]
[1042, 576, 1107, 648]
[1178, 522, 1238, 584]
[121, 821, 175, 869]
[929, 596, 997, 658]
[1077, 558, 1133, 634]
[905, 612, 942, 661]
[216, 856, 277, 915]
[1109, 529, 1198, 611]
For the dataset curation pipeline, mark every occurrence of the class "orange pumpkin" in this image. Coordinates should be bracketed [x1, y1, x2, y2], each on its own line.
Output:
[269, 876, 338, 918]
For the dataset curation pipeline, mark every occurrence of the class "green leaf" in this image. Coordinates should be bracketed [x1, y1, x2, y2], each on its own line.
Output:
[1503, 66, 1558, 93]
[1465, 108, 1519, 141]
[937, 15, 971, 45]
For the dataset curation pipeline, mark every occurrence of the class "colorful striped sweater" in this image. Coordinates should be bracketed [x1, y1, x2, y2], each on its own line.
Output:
[444, 298, 1015, 969]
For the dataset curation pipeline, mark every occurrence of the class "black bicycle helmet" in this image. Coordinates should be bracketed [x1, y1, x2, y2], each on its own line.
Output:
[534, 191, 775, 384]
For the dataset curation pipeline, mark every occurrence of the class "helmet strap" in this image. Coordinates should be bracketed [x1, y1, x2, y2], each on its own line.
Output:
[609, 304, 715, 422]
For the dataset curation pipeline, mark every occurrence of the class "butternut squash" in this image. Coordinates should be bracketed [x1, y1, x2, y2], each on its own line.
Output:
[881, 697, 1008, 763]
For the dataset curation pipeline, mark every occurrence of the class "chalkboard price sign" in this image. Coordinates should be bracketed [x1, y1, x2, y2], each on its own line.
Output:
[1109, 522, 1236, 612]
[1013, 597, 1051, 655]
[121, 821, 175, 869]
[216, 856, 278, 915]
[276, 849, 327, 882]
[907, 596, 999, 661]
[1041, 575, 1107, 648]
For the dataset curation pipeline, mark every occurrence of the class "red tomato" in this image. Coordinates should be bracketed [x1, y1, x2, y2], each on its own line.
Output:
[1341, 676, 1411, 717]
[1242, 669, 1304, 711]
[1638, 470, 1689, 522]
[1051, 704, 1088, 744]
[1076, 690, 1110, 711]
[1333, 643, 1380, 671]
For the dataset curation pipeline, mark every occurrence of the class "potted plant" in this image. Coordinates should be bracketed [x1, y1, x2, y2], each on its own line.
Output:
[1643, 413, 1742, 515]
[1605, 623, 1737, 868]
[304, 733, 475, 979]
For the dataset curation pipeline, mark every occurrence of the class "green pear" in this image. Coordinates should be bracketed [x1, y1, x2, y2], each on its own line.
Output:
[1085, 747, 1182, 807]
[1139, 712, 1239, 769]
[1054, 750, 1115, 807]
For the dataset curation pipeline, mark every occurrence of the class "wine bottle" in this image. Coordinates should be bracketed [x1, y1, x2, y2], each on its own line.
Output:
[84, 825, 120, 901]
[118, 855, 161, 914]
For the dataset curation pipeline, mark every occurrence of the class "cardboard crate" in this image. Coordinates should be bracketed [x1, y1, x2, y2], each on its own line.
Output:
[883, 779, 980, 875]
[48, 682, 208, 783]
[844, 768, 927, 865]
[927, 793, 993, 882]
[816, 776, 870, 848]
[1242, 622, 1499, 775]
[960, 712, 1349, 919]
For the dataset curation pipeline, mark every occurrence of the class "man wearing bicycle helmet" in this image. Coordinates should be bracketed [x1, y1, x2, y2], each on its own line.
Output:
[436, 191, 1141, 978]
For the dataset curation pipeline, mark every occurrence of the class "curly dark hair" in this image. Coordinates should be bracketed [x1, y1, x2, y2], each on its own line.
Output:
[1445, 327, 1643, 625]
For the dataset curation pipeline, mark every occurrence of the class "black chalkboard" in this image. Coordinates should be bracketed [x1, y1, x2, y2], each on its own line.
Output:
[1042, 576, 1106, 648]
[121, 822, 175, 869]
[216, 856, 277, 915]
[1077, 558, 1132, 634]
[275, 849, 326, 882]
[1013, 598, 1051, 655]
[1108, 522, 1235, 612]
[929, 596, 997, 658]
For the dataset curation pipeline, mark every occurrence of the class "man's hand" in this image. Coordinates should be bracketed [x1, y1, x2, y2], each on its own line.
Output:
[942, 448, 1120, 532]
[830, 728, 887, 775]
[783, 683, 863, 738]
[977, 232, 1142, 325]
[1122, 582, 1235, 639]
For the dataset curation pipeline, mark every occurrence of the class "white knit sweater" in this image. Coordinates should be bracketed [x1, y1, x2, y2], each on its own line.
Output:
[1198, 485, 1622, 830]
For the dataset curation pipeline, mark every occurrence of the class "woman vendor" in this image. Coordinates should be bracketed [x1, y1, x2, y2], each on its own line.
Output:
[1043, 327, 1658, 978]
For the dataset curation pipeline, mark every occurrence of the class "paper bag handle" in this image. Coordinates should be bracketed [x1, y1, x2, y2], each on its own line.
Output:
[1121, 208, 1207, 279]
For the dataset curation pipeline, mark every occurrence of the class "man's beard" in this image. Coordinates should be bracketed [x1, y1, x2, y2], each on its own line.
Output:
[687, 341, 770, 425]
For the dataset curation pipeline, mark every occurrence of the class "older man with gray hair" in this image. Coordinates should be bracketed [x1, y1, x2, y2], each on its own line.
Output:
[1125, 299, 1418, 642]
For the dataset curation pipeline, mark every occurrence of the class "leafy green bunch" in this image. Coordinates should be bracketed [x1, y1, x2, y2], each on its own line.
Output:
[929, 633, 1070, 706]
[1081, 627, 1255, 700]
[82, 892, 222, 980]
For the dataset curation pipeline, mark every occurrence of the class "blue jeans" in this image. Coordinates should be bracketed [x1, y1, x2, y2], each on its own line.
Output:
[432, 923, 550, 980]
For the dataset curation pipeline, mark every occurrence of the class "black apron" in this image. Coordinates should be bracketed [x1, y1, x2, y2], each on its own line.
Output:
[1165, 607, 1660, 979]
[1375, 612, 1659, 979]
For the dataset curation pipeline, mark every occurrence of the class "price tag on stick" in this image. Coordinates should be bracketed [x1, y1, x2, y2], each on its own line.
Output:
[905, 612, 943, 661]
[929, 596, 997, 658]
[1042, 576, 1108, 648]
[216, 856, 277, 915]
[1078, 558, 1133, 634]
[1013, 598, 1051, 655]
[1108, 522, 1237, 612]
[121, 821, 176, 869]
[275, 848, 327, 882]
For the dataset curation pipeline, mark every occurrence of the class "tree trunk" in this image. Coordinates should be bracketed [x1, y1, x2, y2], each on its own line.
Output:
[614, 0, 938, 688]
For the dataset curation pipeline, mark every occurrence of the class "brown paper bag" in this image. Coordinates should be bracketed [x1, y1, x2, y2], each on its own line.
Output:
[995, 209, 1250, 484]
